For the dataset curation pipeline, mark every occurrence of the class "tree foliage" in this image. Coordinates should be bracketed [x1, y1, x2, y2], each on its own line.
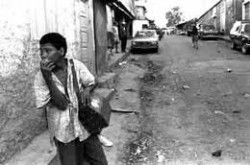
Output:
[165, 6, 183, 27]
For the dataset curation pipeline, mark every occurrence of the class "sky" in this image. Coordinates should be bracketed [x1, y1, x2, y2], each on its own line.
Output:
[146, 0, 220, 27]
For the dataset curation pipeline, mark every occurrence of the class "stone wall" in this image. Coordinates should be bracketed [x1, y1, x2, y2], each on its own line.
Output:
[225, 0, 243, 34]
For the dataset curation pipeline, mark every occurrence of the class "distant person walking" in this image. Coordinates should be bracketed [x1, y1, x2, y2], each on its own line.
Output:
[119, 21, 128, 53]
[191, 23, 199, 49]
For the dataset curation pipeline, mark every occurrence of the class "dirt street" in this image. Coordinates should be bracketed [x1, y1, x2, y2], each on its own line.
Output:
[114, 35, 250, 165]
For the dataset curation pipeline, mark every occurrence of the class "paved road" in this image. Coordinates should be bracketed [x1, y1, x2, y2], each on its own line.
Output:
[125, 34, 250, 164]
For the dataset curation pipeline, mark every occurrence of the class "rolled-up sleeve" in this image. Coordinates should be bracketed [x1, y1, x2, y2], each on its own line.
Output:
[34, 71, 51, 108]
[74, 59, 95, 87]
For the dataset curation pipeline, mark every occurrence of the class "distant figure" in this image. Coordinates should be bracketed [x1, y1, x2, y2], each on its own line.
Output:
[112, 24, 119, 53]
[119, 21, 128, 52]
[191, 23, 199, 49]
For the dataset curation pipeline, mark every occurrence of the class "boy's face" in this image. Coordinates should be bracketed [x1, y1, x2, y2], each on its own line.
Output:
[40, 43, 64, 64]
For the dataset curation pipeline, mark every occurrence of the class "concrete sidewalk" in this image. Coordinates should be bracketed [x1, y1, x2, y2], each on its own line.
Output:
[5, 45, 131, 165]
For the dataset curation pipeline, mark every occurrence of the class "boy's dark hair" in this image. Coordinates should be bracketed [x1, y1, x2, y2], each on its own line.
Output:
[39, 32, 67, 56]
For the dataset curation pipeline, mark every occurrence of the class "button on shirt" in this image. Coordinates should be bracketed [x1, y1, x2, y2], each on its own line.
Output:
[34, 59, 95, 144]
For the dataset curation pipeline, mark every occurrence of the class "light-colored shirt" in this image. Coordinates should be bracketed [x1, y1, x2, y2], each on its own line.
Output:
[34, 58, 95, 144]
[112, 26, 119, 42]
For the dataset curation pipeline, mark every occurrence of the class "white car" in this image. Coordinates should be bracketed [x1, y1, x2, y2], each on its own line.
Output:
[131, 30, 159, 53]
[229, 20, 250, 54]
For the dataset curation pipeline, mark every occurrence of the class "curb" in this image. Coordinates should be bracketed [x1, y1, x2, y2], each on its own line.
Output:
[108, 51, 130, 70]
[217, 36, 231, 43]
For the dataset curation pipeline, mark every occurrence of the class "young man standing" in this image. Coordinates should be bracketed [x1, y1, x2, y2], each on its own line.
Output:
[34, 32, 108, 165]
[119, 21, 128, 52]
[191, 23, 199, 49]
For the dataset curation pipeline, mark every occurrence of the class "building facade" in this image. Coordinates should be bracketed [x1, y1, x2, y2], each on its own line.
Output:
[132, 0, 148, 37]
[198, 0, 243, 35]
[243, 0, 250, 19]
[134, 0, 147, 19]
[106, 0, 136, 41]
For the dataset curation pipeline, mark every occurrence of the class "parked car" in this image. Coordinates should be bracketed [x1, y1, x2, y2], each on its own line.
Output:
[230, 20, 250, 54]
[198, 24, 219, 40]
[130, 29, 159, 53]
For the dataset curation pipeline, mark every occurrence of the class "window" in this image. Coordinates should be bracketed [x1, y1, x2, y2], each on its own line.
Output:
[244, 24, 250, 33]
[237, 25, 243, 33]
[212, 8, 217, 18]
[235, 26, 240, 32]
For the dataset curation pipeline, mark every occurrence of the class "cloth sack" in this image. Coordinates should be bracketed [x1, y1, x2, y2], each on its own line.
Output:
[70, 59, 111, 134]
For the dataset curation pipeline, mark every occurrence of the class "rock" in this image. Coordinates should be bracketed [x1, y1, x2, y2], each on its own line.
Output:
[243, 93, 250, 98]
[119, 61, 127, 66]
[156, 151, 165, 163]
[230, 139, 236, 143]
[226, 68, 232, 73]
[232, 110, 241, 114]
[124, 88, 137, 92]
[182, 85, 190, 90]
[214, 111, 225, 115]
[212, 150, 222, 157]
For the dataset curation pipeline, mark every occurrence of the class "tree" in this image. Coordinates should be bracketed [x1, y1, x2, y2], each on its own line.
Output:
[165, 6, 183, 27]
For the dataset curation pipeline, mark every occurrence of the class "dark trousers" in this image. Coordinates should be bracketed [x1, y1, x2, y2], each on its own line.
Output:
[55, 135, 108, 165]
[121, 37, 127, 52]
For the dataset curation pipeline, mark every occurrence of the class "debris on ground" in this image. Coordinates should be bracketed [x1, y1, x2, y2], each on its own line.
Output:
[214, 111, 225, 115]
[124, 88, 137, 92]
[126, 135, 155, 165]
[171, 70, 177, 74]
[243, 93, 250, 98]
[119, 61, 127, 66]
[230, 139, 236, 143]
[111, 107, 139, 114]
[226, 68, 232, 73]
[182, 85, 190, 90]
[156, 151, 165, 163]
[212, 150, 222, 157]
[232, 110, 241, 114]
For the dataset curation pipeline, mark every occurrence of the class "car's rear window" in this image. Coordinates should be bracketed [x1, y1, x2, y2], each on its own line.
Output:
[244, 24, 250, 33]
[135, 31, 155, 38]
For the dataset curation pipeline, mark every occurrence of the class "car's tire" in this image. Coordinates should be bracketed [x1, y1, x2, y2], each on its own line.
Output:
[155, 48, 159, 53]
[241, 43, 248, 54]
[231, 41, 236, 50]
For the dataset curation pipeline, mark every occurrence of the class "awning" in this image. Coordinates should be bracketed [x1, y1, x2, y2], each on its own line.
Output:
[106, 0, 135, 19]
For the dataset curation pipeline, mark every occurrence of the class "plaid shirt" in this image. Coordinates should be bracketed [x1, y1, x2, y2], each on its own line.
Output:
[34, 59, 95, 144]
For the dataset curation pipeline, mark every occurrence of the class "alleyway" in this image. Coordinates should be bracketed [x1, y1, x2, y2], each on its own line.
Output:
[120, 35, 250, 164]
[7, 35, 250, 165]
